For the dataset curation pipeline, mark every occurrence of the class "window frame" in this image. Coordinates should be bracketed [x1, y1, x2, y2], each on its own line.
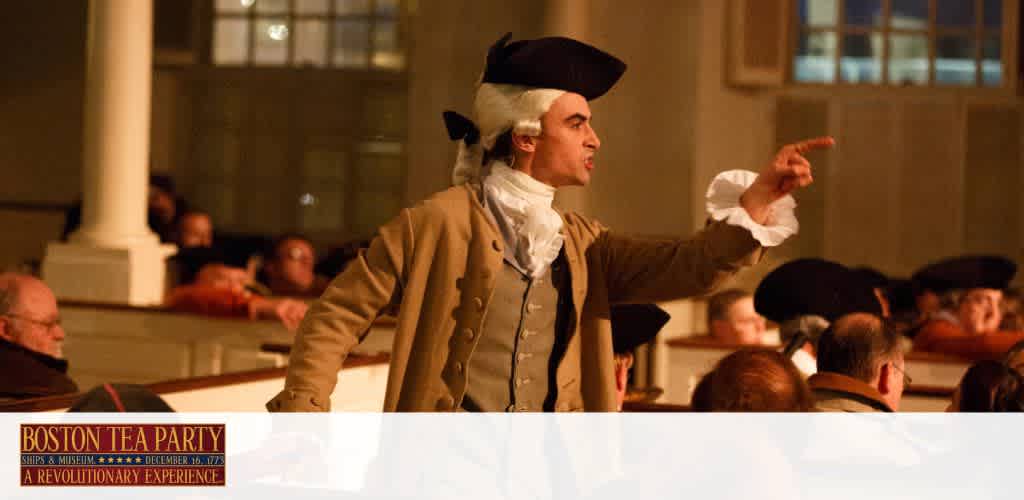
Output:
[789, 0, 1020, 91]
[206, 0, 409, 70]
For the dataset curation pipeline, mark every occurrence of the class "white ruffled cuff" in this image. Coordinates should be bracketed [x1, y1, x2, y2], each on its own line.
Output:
[705, 169, 798, 247]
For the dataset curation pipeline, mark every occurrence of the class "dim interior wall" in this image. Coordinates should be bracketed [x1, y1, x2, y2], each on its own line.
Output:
[404, 0, 547, 206]
[692, 0, 1022, 290]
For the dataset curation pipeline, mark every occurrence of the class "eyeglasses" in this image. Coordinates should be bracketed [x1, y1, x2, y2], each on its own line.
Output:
[891, 362, 913, 386]
[2, 313, 62, 331]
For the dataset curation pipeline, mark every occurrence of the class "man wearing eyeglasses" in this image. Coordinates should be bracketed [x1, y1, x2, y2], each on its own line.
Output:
[0, 273, 78, 400]
[809, 313, 907, 412]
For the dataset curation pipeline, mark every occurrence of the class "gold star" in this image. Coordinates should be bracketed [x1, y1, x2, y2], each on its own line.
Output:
[98, 457, 105, 464]
[135, 457, 142, 464]
[116, 457, 123, 464]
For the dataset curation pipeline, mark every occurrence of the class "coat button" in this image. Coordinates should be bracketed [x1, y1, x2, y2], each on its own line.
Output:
[473, 297, 485, 310]
[462, 327, 475, 340]
[454, 361, 464, 374]
[526, 303, 541, 314]
[437, 395, 455, 410]
[520, 329, 535, 340]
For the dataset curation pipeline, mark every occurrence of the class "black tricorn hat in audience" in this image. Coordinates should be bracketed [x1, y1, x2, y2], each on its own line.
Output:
[481, 33, 627, 100]
[755, 258, 882, 324]
[911, 255, 1017, 293]
[68, 384, 174, 412]
[611, 304, 671, 354]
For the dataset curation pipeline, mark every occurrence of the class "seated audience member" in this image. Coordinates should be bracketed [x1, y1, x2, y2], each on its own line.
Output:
[698, 349, 814, 412]
[912, 256, 1024, 360]
[610, 303, 671, 410]
[689, 370, 714, 412]
[1004, 340, 1024, 373]
[175, 211, 213, 249]
[0, 274, 78, 400]
[1001, 288, 1022, 331]
[68, 383, 174, 412]
[755, 258, 883, 376]
[948, 360, 1024, 412]
[167, 248, 308, 331]
[809, 313, 906, 412]
[705, 289, 766, 345]
[263, 234, 329, 297]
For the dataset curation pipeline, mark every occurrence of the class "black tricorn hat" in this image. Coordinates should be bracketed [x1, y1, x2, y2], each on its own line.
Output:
[911, 255, 1017, 293]
[481, 33, 627, 100]
[755, 258, 882, 324]
[611, 304, 671, 354]
[68, 384, 174, 412]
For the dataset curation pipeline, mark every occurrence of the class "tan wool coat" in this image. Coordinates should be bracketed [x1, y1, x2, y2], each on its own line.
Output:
[267, 183, 763, 412]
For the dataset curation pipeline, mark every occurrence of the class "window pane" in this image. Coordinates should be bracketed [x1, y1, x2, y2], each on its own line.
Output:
[376, 0, 399, 15]
[841, 33, 882, 83]
[888, 34, 928, 85]
[372, 20, 404, 70]
[798, 0, 837, 27]
[253, 18, 289, 65]
[213, 19, 249, 65]
[254, 0, 288, 14]
[982, 35, 1002, 86]
[333, 20, 370, 67]
[295, 0, 330, 15]
[355, 154, 403, 191]
[335, 0, 371, 15]
[891, 0, 929, 29]
[216, 0, 253, 13]
[984, 0, 1002, 27]
[936, 0, 975, 27]
[352, 191, 401, 237]
[935, 36, 976, 85]
[295, 20, 328, 67]
[844, 0, 882, 27]
[794, 31, 837, 83]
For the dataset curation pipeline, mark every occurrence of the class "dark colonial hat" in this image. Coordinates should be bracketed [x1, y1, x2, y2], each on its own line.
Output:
[911, 255, 1017, 293]
[481, 32, 627, 100]
[68, 384, 174, 412]
[611, 303, 671, 354]
[755, 258, 882, 324]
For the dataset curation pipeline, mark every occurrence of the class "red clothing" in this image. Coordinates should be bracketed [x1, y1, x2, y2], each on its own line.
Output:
[166, 285, 259, 318]
[913, 318, 1024, 361]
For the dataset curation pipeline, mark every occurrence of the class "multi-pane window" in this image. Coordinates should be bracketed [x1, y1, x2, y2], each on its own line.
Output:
[212, 0, 406, 70]
[795, 0, 1006, 86]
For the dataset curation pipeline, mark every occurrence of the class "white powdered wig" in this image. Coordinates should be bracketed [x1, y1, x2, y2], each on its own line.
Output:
[451, 83, 564, 186]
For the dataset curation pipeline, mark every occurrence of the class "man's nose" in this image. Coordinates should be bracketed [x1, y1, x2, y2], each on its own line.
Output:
[52, 324, 65, 341]
[586, 125, 601, 150]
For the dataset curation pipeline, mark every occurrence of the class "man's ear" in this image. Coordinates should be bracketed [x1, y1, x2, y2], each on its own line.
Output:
[0, 318, 13, 342]
[510, 133, 536, 154]
[877, 363, 893, 395]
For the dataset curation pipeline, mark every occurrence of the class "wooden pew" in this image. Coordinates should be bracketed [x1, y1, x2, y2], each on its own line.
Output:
[664, 337, 966, 412]
[0, 353, 390, 413]
[59, 299, 396, 391]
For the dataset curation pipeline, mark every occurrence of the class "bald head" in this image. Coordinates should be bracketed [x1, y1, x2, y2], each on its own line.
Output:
[0, 273, 65, 358]
[817, 312, 905, 410]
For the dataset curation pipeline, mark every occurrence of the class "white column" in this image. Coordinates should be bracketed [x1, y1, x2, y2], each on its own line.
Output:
[543, 0, 592, 215]
[42, 0, 175, 305]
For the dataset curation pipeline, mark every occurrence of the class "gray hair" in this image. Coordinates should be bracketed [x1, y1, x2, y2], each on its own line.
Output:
[0, 273, 25, 316]
[779, 314, 830, 346]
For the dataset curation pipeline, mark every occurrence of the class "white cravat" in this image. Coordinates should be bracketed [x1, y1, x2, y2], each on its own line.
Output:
[483, 162, 564, 278]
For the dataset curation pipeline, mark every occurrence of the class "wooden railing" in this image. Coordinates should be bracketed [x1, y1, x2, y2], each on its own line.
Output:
[0, 353, 389, 412]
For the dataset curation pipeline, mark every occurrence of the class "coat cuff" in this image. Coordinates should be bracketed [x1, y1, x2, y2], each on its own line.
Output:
[705, 169, 798, 247]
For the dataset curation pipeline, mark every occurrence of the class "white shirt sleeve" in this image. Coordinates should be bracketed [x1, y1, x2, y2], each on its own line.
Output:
[704, 169, 799, 247]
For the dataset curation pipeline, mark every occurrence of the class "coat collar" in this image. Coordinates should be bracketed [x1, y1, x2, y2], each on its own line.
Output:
[0, 337, 68, 373]
[808, 371, 894, 412]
